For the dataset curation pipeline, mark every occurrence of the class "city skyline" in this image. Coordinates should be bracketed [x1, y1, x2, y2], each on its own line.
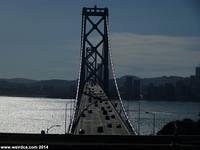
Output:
[0, 0, 200, 80]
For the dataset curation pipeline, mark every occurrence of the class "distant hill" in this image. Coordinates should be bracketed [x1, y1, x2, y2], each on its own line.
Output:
[35, 79, 73, 87]
[0, 78, 76, 99]
[0, 76, 183, 87]
[117, 75, 140, 86]
[0, 78, 37, 84]
[0, 75, 199, 100]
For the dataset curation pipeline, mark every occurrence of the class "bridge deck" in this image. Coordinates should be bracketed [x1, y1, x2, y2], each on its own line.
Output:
[73, 83, 131, 135]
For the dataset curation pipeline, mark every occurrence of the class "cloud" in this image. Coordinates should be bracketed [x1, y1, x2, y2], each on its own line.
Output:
[109, 32, 200, 77]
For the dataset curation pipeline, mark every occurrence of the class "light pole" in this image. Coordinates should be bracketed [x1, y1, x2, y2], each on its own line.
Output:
[46, 124, 61, 134]
[65, 104, 67, 134]
[138, 100, 140, 135]
[145, 111, 156, 135]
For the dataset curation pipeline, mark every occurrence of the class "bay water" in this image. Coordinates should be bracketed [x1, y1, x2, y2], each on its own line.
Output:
[0, 96, 199, 135]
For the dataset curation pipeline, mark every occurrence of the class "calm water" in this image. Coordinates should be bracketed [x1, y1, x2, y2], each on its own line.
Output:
[0, 96, 199, 135]
[124, 100, 200, 135]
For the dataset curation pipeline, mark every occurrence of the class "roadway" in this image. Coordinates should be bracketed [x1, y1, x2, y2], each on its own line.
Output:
[73, 83, 132, 135]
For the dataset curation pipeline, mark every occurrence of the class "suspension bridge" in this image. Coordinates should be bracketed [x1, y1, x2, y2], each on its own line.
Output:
[68, 6, 136, 135]
[0, 6, 199, 149]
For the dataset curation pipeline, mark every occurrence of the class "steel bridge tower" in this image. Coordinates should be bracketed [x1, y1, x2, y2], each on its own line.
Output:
[78, 6, 109, 101]
[69, 6, 136, 135]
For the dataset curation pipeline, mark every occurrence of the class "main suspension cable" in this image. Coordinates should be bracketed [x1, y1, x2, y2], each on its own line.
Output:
[105, 17, 137, 135]
[69, 15, 86, 133]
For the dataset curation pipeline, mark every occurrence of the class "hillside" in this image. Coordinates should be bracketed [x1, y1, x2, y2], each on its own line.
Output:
[0, 75, 199, 101]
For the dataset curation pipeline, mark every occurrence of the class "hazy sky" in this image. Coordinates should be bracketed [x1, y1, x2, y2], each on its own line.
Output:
[0, 0, 200, 80]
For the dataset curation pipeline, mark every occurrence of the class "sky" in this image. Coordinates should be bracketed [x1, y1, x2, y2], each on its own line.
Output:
[0, 0, 200, 80]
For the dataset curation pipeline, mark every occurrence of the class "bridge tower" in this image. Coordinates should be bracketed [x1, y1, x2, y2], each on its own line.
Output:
[69, 6, 136, 135]
[78, 6, 109, 101]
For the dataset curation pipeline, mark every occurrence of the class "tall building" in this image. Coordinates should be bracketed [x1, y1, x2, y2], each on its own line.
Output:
[195, 66, 200, 78]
